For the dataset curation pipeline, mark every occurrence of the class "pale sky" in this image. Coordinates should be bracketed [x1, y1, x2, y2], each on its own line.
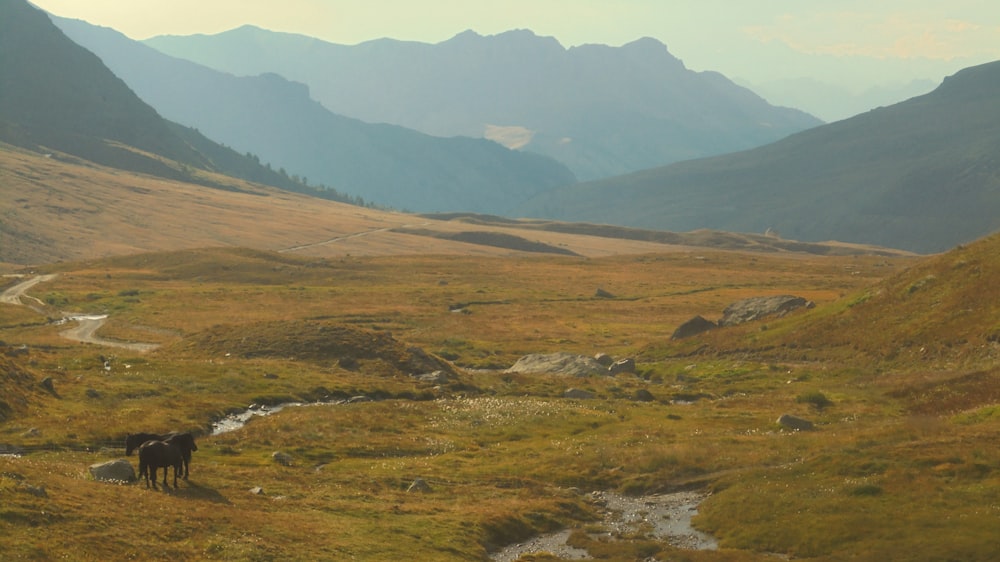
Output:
[29, 0, 1000, 119]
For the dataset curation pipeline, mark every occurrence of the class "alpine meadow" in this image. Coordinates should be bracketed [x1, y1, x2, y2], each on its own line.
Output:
[3, 0, 1000, 560]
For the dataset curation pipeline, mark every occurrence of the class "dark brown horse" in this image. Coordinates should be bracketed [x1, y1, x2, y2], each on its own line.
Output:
[125, 432, 198, 479]
[138, 440, 184, 489]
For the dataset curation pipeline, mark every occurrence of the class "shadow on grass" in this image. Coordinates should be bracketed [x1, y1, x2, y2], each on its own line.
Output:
[145, 480, 231, 504]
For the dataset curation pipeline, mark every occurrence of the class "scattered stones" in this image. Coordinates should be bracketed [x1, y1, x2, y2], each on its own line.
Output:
[89, 459, 136, 483]
[563, 388, 595, 400]
[671, 315, 718, 340]
[608, 358, 636, 375]
[407, 478, 432, 493]
[271, 451, 293, 466]
[506, 353, 606, 377]
[777, 414, 815, 431]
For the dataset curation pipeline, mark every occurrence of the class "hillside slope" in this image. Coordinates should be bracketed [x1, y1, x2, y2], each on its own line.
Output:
[517, 60, 1000, 254]
[0, 0, 343, 200]
[144, 26, 821, 181]
[52, 17, 577, 214]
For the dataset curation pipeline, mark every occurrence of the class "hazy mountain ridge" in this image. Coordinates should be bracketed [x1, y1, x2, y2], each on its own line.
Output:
[516, 59, 1000, 254]
[50, 17, 576, 214]
[144, 25, 822, 180]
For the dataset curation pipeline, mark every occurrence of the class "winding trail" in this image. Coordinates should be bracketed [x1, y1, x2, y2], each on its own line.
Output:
[1, 274, 159, 352]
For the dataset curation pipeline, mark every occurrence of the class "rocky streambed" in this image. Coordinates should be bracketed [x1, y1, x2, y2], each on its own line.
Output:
[491, 489, 717, 561]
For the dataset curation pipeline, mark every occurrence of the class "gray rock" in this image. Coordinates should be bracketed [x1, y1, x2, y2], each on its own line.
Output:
[407, 478, 432, 493]
[415, 370, 450, 384]
[271, 451, 293, 466]
[608, 358, 636, 375]
[595, 288, 615, 298]
[777, 414, 815, 431]
[720, 295, 808, 327]
[20, 483, 47, 497]
[89, 459, 136, 483]
[40, 377, 55, 394]
[632, 389, 655, 402]
[563, 388, 595, 399]
[593, 353, 614, 366]
[506, 353, 605, 377]
[671, 316, 718, 340]
[249, 486, 265, 495]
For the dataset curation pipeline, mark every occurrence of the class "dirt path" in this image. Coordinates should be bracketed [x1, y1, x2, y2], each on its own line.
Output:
[2, 274, 159, 352]
[1, 274, 57, 311]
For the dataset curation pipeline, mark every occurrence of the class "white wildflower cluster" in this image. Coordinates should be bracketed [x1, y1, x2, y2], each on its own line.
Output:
[431, 397, 564, 429]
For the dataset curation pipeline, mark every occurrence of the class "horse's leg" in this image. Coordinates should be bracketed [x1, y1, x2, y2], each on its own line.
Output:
[161, 464, 168, 488]
[172, 463, 178, 488]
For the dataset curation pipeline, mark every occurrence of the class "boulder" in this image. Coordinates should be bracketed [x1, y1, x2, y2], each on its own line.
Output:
[506, 353, 605, 377]
[407, 478, 432, 493]
[608, 358, 636, 375]
[776, 414, 814, 431]
[414, 370, 450, 384]
[89, 459, 136, 483]
[632, 389, 655, 402]
[563, 388, 595, 399]
[271, 451, 293, 466]
[671, 316, 718, 340]
[593, 353, 614, 366]
[595, 288, 615, 298]
[719, 295, 809, 327]
[40, 376, 56, 394]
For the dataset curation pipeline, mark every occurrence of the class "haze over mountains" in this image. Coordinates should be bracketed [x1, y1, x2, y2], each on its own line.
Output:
[517, 60, 1000, 254]
[5, 0, 1000, 257]
[144, 25, 822, 181]
[49, 17, 576, 215]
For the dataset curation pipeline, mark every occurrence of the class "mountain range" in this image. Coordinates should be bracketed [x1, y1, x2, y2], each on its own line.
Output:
[48, 16, 575, 215]
[143, 25, 822, 181]
[516, 60, 1000, 254]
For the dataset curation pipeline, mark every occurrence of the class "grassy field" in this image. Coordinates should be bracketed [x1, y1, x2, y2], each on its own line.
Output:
[4, 238, 998, 561]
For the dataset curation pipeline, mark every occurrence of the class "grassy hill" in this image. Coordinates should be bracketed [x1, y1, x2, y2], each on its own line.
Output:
[518, 60, 1000, 254]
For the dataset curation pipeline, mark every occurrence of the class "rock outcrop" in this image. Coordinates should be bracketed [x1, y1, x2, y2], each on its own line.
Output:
[506, 353, 606, 377]
[671, 315, 718, 340]
[89, 459, 136, 483]
[720, 295, 811, 326]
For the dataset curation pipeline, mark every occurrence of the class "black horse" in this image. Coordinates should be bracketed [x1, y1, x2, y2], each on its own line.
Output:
[125, 432, 198, 479]
[138, 440, 184, 489]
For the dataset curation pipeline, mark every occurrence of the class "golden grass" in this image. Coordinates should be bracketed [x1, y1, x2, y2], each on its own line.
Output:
[2, 235, 999, 559]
